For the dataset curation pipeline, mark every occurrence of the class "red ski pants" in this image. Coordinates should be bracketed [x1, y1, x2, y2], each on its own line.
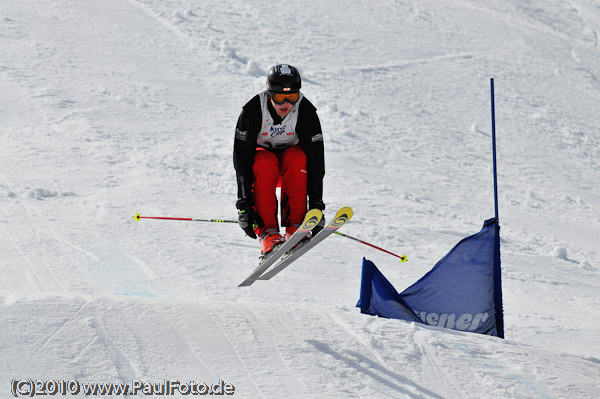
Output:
[252, 146, 307, 235]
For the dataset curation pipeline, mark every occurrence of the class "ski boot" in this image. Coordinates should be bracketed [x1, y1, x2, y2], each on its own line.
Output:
[259, 228, 284, 257]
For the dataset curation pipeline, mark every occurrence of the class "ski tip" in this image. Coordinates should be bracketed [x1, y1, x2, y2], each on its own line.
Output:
[300, 208, 323, 231]
[400, 255, 408, 263]
[329, 206, 353, 228]
[336, 207, 353, 218]
[134, 213, 141, 221]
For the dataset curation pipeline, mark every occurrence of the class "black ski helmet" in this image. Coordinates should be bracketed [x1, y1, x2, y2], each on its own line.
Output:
[266, 64, 301, 94]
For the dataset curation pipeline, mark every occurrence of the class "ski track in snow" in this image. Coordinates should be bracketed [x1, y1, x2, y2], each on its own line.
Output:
[1, 0, 599, 397]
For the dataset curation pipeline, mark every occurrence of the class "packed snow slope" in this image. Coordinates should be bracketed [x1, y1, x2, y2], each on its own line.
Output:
[1, 0, 599, 398]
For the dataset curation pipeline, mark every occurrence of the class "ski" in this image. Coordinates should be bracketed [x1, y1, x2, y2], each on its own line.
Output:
[238, 208, 323, 287]
[258, 206, 353, 281]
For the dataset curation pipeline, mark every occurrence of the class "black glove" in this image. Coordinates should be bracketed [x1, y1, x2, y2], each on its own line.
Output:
[309, 199, 325, 211]
[236, 200, 263, 239]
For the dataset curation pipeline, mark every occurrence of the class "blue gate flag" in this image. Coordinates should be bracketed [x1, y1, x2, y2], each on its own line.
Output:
[358, 218, 504, 338]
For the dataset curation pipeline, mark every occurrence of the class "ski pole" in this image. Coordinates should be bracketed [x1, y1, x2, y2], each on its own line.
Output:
[134, 213, 407, 262]
[334, 231, 407, 262]
[133, 213, 237, 223]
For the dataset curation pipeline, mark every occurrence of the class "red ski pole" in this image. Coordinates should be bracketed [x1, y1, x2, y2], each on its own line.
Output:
[334, 231, 407, 262]
[133, 213, 237, 224]
[134, 213, 407, 262]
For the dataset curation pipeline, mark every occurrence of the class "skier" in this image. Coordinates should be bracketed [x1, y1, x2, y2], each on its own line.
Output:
[234, 64, 325, 255]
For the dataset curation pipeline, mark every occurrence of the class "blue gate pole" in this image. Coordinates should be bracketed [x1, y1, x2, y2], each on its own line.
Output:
[490, 78, 499, 221]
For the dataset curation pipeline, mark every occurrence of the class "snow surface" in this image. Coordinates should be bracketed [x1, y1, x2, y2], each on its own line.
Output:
[1, 0, 599, 397]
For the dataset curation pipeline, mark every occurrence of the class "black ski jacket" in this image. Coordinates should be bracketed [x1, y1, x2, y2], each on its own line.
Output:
[233, 94, 325, 210]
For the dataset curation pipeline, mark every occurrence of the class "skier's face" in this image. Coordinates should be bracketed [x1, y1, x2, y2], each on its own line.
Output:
[271, 98, 293, 118]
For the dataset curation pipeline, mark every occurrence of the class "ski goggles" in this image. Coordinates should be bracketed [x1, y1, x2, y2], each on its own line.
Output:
[269, 91, 299, 105]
